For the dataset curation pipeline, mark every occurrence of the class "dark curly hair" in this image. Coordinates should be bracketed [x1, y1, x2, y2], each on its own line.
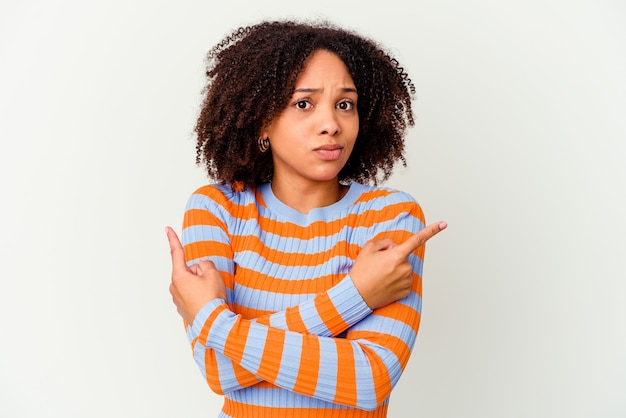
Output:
[194, 19, 416, 190]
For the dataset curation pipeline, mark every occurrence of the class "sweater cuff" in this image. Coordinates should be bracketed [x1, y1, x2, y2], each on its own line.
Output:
[188, 298, 227, 343]
[325, 275, 372, 328]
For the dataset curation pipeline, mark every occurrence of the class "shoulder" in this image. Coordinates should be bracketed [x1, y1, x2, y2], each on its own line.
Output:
[349, 184, 426, 239]
[186, 183, 258, 210]
[350, 183, 424, 219]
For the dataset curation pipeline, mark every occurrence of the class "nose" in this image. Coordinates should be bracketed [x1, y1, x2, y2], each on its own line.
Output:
[317, 105, 340, 136]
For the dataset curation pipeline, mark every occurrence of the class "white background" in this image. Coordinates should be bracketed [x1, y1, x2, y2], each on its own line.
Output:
[1, 0, 625, 417]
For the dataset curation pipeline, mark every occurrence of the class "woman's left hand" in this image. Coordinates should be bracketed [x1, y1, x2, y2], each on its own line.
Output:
[166, 226, 227, 325]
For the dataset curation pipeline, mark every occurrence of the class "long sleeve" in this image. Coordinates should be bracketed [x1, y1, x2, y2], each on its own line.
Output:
[189, 218, 424, 411]
[182, 186, 375, 394]
[180, 184, 426, 411]
[185, 276, 373, 394]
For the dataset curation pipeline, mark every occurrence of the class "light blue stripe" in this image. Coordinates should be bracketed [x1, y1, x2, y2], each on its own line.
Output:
[183, 198, 425, 254]
[192, 340, 207, 380]
[251, 217, 418, 250]
[182, 224, 227, 243]
[352, 340, 376, 408]
[255, 229, 362, 250]
[226, 386, 351, 408]
[273, 332, 303, 393]
[185, 190, 231, 210]
[232, 274, 422, 314]
[231, 251, 422, 287]
[397, 291, 423, 315]
[236, 251, 353, 279]
[239, 325, 269, 375]
[313, 338, 338, 400]
[360, 340, 404, 384]
[408, 253, 424, 273]
[215, 351, 244, 391]
[268, 310, 287, 329]
[185, 254, 233, 271]
[349, 313, 418, 344]
[299, 300, 331, 336]
[235, 283, 315, 311]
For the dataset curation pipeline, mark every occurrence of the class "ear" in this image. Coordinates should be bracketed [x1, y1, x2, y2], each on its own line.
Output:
[260, 119, 274, 139]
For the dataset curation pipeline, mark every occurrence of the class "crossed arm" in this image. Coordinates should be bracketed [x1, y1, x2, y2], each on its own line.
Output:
[167, 202, 446, 409]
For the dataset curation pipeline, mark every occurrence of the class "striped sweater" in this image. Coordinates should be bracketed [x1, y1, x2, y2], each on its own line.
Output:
[182, 181, 426, 418]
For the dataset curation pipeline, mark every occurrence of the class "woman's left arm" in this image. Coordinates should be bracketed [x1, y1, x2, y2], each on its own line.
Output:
[171, 203, 443, 410]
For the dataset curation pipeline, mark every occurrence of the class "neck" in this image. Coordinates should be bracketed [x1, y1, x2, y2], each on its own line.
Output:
[270, 178, 348, 214]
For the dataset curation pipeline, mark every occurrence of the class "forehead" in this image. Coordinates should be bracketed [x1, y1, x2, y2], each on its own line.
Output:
[294, 50, 355, 86]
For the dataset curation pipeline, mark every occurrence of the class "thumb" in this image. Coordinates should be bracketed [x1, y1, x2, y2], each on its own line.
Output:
[363, 238, 397, 253]
[197, 259, 217, 276]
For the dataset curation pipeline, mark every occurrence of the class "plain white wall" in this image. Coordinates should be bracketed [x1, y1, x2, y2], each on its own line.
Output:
[1, 0, 625, 417]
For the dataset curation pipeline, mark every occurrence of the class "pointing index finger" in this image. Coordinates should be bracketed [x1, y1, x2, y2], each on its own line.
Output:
[395, 221, 447, 257]
[165, 226, 190, 273]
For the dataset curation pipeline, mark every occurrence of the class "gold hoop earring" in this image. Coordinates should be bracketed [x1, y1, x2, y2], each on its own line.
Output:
[258, 136, 270, 153]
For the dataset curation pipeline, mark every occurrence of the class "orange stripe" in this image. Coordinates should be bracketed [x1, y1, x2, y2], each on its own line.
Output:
[232, 235, 361, 267]
[257, 328, 286, 382]
[315, 292, 350, 335]
[203, 348, 261, 392]
[222, 398, 389, 418]
[255, 315, 271, 327]
[256, 202, 420, 239]
[204, 349, 224, 394]
[193, 185, 255, 210]
[374, 303, 421, 330]
[235, 266, 344, 295]
[191, 187, 262, 224]
[292, 334, 320, 397]
[254, 188, 268, 208]
[334, 341, 357, 405]
[352, 188, 395, 203]
[185, 195, 422, 253]
[233, 303, 273, 320]
[232, 361, 261, 388]
[284, 305, 308, 333]
[371, 228, 412, 241]
[184, 240, 233, 262]
[221, 271, 236, 293]
[197, 303, 229, 347]
[190, 185, 421, 239]
[232, 267, 420, 319]
[358, 343, 393, 406]
[349, 332, 412, 368]
[190, 336, 199, 353]
[223, 315, 251, 366]
[184, 207, 228, 231]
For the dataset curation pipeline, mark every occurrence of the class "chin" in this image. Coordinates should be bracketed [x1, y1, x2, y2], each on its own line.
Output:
[313, 173, 342, 182]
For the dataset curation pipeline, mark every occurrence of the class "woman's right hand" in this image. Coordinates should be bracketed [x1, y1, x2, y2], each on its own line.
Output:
[349, 221, 447, 310]
[167, 226, 227, 325]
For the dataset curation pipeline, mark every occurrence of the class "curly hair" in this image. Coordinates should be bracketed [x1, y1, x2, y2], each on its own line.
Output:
[194, 19, 416, 190]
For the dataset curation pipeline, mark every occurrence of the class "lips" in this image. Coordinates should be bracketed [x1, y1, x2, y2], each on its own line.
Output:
[314, 144, 343, 160]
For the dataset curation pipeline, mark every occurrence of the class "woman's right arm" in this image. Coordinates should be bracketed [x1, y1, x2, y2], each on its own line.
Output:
[178, 187, 444, 396]
[181, 189, 372, 394]
[171, 199, 445, 409]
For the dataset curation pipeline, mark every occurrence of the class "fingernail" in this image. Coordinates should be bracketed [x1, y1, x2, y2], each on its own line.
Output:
[439, 221, 448, 230]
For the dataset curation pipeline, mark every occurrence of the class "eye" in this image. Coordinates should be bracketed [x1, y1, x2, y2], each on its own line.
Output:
[337, 100, 355, 111]
[294, 99, 312, 110]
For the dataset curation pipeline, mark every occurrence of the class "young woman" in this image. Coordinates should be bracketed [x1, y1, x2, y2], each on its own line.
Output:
[166, 20, 446, 418]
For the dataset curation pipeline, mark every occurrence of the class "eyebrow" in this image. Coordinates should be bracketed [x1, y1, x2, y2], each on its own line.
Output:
[293, 87, 358, 94]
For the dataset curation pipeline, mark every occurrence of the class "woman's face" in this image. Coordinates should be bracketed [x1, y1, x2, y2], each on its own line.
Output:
[262, 50, 359, 188]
